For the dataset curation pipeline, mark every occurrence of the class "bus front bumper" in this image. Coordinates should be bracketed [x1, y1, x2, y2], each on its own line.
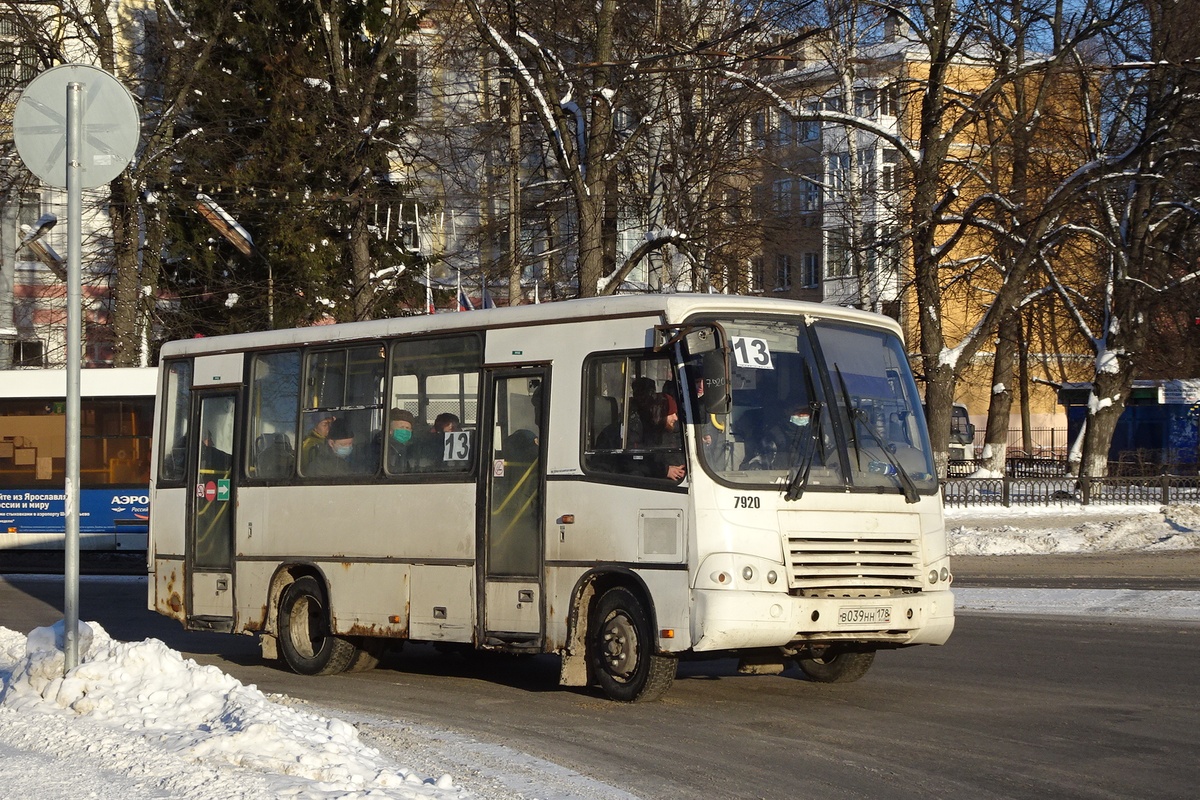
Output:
[690, 588, 955, 652]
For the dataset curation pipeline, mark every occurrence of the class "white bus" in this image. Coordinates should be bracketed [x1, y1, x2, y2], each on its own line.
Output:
[0, 367, 156, 550]
[148, 295, 954, 701]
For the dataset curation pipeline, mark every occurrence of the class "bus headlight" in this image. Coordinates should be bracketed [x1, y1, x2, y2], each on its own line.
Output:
[741, 566, 755, 582]
[766, 570, 778, 585]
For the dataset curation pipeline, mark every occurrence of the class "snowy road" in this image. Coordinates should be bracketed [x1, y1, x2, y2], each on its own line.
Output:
[2, 503, 1199, 798]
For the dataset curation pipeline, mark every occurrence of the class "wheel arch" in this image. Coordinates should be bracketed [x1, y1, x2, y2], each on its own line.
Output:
[558, 567, 661, 687]
[264, 561, 330, 639]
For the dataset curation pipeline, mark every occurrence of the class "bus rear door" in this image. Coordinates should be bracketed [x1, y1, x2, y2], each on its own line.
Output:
[480, 369, 547, 650]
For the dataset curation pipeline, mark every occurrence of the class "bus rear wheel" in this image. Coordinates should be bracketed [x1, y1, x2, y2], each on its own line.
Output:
[278, 576, 358, 675]
[588, 586, 676, 702]
[796, 647, 875, 683]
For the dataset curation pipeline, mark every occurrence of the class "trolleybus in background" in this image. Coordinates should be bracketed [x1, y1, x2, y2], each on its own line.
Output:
[148, 295, 954, 701]
[0, 367, 156, 550]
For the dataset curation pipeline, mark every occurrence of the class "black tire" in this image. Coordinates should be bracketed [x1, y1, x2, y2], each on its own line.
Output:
[345, 637, 388, 672]
[796, 648, 875, 683]
[588, 586, 676, 702]
[277, 576, 358, 675]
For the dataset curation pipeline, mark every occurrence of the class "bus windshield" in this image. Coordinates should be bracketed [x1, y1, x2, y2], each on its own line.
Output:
[688, 317, 936, 496]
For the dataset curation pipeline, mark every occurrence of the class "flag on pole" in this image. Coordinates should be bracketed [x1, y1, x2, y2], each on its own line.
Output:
[481, 288, 496, 309]
[458, 290, 475, 311]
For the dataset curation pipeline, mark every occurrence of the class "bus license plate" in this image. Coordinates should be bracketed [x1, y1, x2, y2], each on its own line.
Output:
[839, 607, 890, 625]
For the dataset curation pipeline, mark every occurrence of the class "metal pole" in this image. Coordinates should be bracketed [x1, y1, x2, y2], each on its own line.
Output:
[64, 81, 83, 672]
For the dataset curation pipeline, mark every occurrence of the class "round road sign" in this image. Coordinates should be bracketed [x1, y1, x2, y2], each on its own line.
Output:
[13, 64, 140, 189]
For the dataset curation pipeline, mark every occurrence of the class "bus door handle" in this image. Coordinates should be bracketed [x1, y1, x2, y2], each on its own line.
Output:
[518, 589, 534, 604]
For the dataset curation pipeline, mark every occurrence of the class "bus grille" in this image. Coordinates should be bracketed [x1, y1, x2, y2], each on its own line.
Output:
[785, 529, 923, 595]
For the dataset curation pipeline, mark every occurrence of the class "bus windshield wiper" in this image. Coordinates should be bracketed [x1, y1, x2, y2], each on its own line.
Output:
[853, 407, 920, 504]
[833, 364, 861, 469]
[834, 363, 917, 503]
[783, 402, 821, 501]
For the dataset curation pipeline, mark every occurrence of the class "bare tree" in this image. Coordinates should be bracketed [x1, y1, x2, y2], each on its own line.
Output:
[459, 0, 765, 297]
[1044, 0, 1200, 476]
[738, 0, 1143, 474]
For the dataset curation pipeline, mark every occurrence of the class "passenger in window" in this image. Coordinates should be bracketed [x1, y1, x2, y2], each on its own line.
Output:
[628, 376, 658, 447]
[423, 412, 463, 471]
[651, 393, 687, 482]
[387, 408, 420, 472]
[307, 417, 356, 476]
[750, 404, 823, 470]
[432, 412, 461, 434]
[300, 412, 336, 467]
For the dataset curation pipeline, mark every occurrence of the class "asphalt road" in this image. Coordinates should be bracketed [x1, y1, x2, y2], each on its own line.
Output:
[1, 573, 1198, 799]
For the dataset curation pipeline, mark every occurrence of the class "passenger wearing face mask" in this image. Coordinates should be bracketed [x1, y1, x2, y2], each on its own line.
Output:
[307, 417, 357, 477]
[386, 408, 420, 473]
[750, 404, 824, 470]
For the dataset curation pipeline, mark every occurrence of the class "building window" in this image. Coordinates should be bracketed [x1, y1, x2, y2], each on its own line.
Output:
[752, 112, 769, 148]
[802, 102, 820, 140]
[799, 176, 821, 212]
[881, 149, 900, 192]
[881, 82, 902, 117]
[854, 87, 877, 118]
[0, 14, 37, 84]
[11, 340, 44, 367]
[772, 179, 793, 214]
[399, 48, 420, 118]
[774, 254, 792, 291]
[827, 153, 851, 192]
[802, 253, 820, 288]
[826, 228, 853, 278]
[750, 256, 764, 293]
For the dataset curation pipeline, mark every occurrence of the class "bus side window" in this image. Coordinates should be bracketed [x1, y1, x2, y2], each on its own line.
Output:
[582, 353, 678, 481]
[248, 351, 301, 481]
[387, 335, 481, 477]
[591, 396, 620, 448]
[159, 360, 193, 484]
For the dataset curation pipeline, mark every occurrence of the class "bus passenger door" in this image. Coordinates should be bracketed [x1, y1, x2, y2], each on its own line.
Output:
[187, 392, 237, 630]
[480, 369, 546, 649]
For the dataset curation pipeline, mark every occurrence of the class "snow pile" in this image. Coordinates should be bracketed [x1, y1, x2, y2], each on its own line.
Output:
[946, 504, 1200, 555]
[953, 588, 1200, 620]
[0, 620, 465, 799]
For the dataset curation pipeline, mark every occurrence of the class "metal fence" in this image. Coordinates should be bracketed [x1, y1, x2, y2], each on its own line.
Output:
[943, 474, 1200, 508]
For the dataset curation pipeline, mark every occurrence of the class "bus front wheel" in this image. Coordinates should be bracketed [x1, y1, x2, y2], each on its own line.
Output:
[278, 576, 358, 675]
[796, 647, 875, 683]
[588, 586, 676, 702]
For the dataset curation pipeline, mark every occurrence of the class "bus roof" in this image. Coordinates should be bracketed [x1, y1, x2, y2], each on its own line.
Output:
[0, 367, 158, 399]
[158, 294, 905, 358]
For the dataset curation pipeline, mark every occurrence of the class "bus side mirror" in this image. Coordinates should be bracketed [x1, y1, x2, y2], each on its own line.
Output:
[679, 326, 730, 415]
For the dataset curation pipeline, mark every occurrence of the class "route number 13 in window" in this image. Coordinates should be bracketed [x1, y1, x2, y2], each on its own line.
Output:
[731, 337, 774, 370]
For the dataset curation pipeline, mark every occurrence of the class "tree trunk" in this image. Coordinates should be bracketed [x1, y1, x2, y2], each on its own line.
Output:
[349, 200, 373, 321]
[983, 309, 1019, 473]
[1079, 377, 1123, 477]
[109, 175, 141, 367]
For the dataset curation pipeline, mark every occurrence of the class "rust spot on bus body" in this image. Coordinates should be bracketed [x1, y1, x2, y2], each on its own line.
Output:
[343, 622, 408, 639]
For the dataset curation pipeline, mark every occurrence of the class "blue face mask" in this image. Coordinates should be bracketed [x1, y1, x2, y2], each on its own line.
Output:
[790, 415, 810, 428]
[392, 428, 413, 445]
[333, 444, 353, 458]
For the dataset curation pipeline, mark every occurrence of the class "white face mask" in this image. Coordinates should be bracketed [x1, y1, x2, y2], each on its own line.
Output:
[790, 414, 810, 428]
